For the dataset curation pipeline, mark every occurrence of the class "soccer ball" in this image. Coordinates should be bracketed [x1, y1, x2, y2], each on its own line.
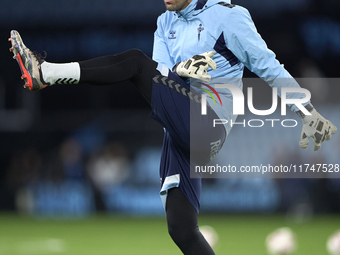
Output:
[200, 225, 219, 248]
[265, 227, 296, 255]
[327, 230, 340, 255]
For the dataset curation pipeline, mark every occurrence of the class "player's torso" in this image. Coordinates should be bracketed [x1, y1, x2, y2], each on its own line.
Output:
[161, 4, 244, 79]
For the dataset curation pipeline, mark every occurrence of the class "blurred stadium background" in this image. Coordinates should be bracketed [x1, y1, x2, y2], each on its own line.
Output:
[0, 0, 340, 254]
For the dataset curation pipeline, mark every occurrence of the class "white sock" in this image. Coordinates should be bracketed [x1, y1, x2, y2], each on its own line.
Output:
[41, 62, 80, 85]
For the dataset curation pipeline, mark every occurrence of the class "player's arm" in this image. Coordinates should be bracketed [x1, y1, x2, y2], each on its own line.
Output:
[152, 16, 175, 68]
[223, 6, 337, 150]
[223, 6, 306, 111]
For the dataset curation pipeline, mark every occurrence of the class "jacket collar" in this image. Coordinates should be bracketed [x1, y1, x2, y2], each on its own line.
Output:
[195, 0, 208, 10]
[175, 0, 198, 19]
[175, 0, 231, 19]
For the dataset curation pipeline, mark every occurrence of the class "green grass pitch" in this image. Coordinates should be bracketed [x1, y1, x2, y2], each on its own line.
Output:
[0, 213, 339, 255]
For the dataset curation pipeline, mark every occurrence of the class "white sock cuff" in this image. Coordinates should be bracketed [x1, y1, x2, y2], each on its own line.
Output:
[41, 62, 80, 85]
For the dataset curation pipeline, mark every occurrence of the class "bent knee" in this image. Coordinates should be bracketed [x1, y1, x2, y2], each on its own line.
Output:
[126, 49, 148, 61]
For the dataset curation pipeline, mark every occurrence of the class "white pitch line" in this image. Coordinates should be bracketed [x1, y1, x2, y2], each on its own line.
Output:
[16, 238, 67, 254]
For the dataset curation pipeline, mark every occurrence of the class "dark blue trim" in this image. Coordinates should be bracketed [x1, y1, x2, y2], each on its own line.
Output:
[195, 0, 208, 10]
[213, 32, 239, 67]
[217, 2, 235, 8]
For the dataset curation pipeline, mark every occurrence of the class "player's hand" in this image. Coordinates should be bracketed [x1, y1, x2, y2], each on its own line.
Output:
[298, 106, 337, 151]
[174, 51, 216, 82]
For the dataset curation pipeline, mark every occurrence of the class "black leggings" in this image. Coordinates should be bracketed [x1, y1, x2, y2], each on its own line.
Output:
[79, 49, 159, 103]
[79, 49, 215, 255]
[167, 188, 215, 255]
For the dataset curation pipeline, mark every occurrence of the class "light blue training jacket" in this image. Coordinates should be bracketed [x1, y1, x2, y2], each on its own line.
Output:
[152, 0, 308, 134]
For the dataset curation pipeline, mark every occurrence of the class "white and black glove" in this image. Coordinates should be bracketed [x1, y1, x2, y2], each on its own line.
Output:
[297, 104, 337, 151]
[173, 51, 216, 82]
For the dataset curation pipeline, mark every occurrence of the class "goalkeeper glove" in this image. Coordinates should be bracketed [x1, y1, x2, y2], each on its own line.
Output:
[173, 51, 217, 82]
[297, 104, 337, 151]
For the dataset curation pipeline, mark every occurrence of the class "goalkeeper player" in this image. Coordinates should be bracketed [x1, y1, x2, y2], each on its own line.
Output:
[9, 27, 337, 255]
[9, 0, 338, 250]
